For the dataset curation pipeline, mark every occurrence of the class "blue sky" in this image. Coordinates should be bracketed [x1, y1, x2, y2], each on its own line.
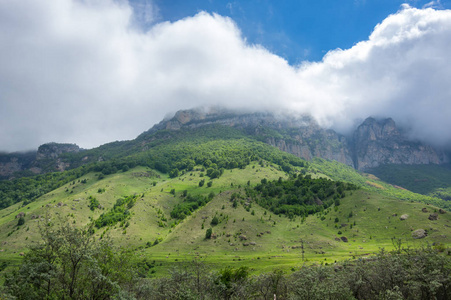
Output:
[1, 0, 451, 151]
[133, 0, 451, 63]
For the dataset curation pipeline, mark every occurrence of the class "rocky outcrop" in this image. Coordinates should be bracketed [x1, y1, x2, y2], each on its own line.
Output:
[150, 109, 448, 171]
[34, 143, 81, 172]
[147, 108, 356, 167]
[0, 151, 36, 178]
[36, 143, 80, 160]
[0, 143, 81, 178]
[412, 229, 427, 239]
[353, 118, 448, 170]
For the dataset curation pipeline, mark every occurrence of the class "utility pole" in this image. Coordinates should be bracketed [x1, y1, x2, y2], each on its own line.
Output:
[301, 239, 305, 261]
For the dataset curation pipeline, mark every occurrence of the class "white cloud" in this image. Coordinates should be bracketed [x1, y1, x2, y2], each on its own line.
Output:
[0, 1, 451, 151]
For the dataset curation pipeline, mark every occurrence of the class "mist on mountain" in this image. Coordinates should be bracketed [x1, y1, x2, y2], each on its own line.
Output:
[1, 1, 451, 151]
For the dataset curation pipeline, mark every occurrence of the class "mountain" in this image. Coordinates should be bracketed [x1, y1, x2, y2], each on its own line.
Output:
[353, 117, 448, 170]
[0, 121, 449, 274]
[0, 108, 449, 180]
[0, 143, 82, 179]
[0, 107, 450, 291]
[144, 108, 449, 171]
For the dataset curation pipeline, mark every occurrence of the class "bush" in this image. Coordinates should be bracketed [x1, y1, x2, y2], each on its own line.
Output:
[17, 216, 25, 226]
[211, 216, 219, 226]
[5, 220, 136, 299]
[205, 228, 212, 239]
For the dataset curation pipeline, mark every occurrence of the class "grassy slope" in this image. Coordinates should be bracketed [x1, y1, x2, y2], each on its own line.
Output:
[367, 163, 451, 199]
[310, 158, 451, 210]
[1, 162, 449, 276]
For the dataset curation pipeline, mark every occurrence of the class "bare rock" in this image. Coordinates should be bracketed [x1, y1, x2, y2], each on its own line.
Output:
[341, 236, 348, 242]
[439, 209, 446, 214]
[400, 214, 408, 220]
[422, 208, 428, 213]
[412, 229, 427, 239]
[16, 212, 25, 219]
[239, 235, 247, 241]
[428, 213, 438, 221]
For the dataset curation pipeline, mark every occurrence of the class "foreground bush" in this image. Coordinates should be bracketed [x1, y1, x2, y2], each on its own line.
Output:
[133, 247, 450, 300]
[3, 221, 450, 300]
[4, 220, 136, 300]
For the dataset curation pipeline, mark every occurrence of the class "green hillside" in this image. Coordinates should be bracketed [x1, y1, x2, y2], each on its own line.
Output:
[367, 163, 451, 200]
[1, 163, 449, 277]
[0, 124, 450, 283]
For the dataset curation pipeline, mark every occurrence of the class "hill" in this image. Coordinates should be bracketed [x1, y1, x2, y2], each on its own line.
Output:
[0, 123, 449, 278]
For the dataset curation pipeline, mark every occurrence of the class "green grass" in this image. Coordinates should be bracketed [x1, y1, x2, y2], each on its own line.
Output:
[310, 158, 451, 210]
[367, 163, 451, 197]
[0, 162, 450, 278]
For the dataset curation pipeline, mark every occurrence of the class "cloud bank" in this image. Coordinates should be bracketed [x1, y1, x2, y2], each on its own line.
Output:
[1, 0, 451, 151]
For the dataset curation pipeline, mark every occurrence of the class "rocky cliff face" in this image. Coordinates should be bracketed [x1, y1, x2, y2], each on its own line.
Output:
[147, 108, 355, 167]
[152, 109, 449, 171]
[36, 143, 80, 160]
[353, 118, 448, 170]
[35, 143, 81, 172]
[0, 143, 81, 178]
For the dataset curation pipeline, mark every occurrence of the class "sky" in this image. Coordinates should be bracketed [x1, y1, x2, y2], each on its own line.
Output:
[1, 0, 451, 152]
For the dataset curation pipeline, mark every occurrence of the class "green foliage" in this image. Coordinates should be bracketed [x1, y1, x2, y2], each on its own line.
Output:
[88, 195, 100, 211]
[0, 170, 86, 209]
[210, 216, 219, 226]
[170, 194, 209, 220]
[4, 220, 136, 299]
[169, 168, 179, 178]
[17, 216, 25, 226]
[311, 158, 451, 210]
[252, 174, 357, 218]
[94, 195, 138, 228]
[205, 228, 212, 239]
[129, 247, 450, 300]
[0, 124, 309, 211]
[369, 163, 451, 196]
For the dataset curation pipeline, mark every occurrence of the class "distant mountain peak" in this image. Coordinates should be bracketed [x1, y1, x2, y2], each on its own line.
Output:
[148, 108, 449, 171]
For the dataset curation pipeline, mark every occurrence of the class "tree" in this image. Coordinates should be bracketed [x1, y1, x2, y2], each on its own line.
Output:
[169, 168, 179, 178]
[88, 196, 100, 211]
[5, 217, 136, 299]
[205, 228, 212, 239]
[210, 216, 219, 226]
[17, 216, 25, 226]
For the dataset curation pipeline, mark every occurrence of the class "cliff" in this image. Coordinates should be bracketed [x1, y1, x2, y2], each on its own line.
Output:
[149, 109, 449, 171]
[0, 143, 81, 178]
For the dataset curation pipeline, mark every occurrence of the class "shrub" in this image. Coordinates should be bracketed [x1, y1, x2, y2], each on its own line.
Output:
[17, 216, 25, 226]
[205, 228, 212, 239]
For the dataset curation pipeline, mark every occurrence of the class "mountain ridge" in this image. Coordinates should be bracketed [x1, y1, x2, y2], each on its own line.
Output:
[145, 108, 449, 171]
[0, 108, 449, 179]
